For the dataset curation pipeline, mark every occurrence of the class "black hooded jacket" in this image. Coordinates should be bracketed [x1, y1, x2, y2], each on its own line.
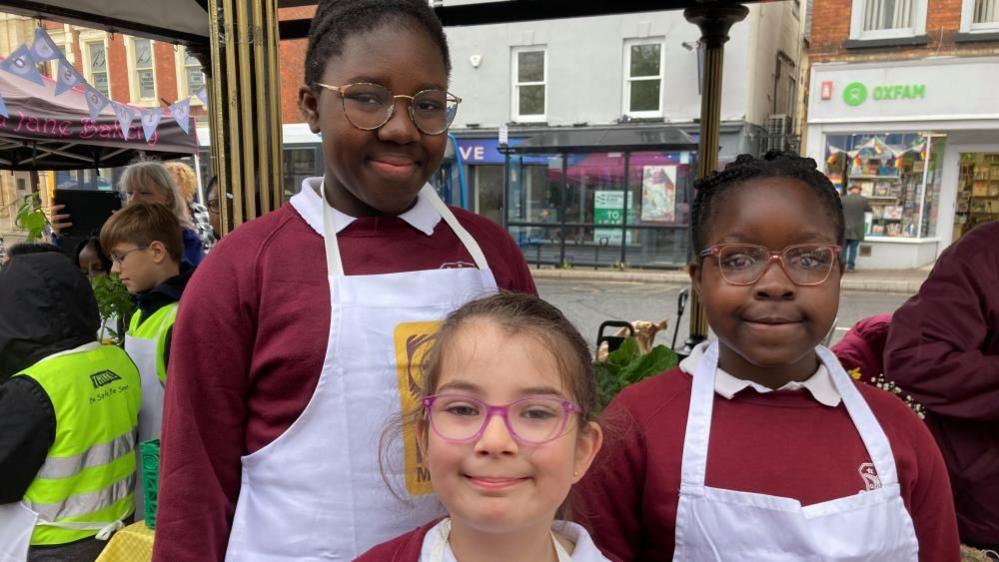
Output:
[0, 252, 100, 502]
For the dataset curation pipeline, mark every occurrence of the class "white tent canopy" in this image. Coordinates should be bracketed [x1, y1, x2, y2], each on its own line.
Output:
[0, 0, 209, 45]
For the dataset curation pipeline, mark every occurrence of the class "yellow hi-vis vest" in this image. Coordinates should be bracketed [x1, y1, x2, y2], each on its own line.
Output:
[127, 303, 178, 384]
[15, 343, 141, 546]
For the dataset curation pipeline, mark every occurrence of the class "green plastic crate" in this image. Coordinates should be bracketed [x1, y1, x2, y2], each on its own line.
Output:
[139, 439, 160, 529]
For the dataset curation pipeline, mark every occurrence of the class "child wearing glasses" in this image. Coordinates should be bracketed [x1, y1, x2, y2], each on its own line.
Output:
[574, 151, 960, 561]
[357, 293, 609, 562]
[152, 1, 535, 561]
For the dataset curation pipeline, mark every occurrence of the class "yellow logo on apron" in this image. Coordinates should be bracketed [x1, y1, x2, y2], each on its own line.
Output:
[394, 321, 442, 496]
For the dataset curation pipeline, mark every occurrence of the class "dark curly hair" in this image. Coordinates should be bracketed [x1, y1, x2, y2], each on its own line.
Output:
[304, 0, 452, 90]
[691, 150, 845, 255]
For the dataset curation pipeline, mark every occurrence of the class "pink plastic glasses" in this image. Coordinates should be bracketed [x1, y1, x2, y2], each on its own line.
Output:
[422, 394, 582, 445]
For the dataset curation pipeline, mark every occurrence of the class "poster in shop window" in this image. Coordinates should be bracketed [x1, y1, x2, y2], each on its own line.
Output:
[594, 191, 634, 245]
[640, 165, 677, 222]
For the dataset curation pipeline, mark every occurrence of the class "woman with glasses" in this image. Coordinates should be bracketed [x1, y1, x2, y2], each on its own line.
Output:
[574, 151, 960, 561]
[151, 2, 536, 561]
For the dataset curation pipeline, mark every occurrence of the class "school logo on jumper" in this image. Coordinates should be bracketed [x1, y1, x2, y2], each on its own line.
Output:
[858, 462, 881, 491]
[90, 370, 122, 389]
[394, 321, 443, 496]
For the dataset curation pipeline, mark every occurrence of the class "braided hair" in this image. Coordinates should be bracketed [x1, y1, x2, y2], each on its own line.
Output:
[691, 150, 845, 254]
[304, 0, 451, 91]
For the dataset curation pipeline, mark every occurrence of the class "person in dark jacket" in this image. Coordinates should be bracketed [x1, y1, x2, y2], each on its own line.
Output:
[885, 220, 999, 552]
[0, 252, 141, 562]
[840, 184, 872, 272]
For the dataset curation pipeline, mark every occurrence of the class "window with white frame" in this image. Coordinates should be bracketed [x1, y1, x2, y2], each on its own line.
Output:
[512, 48, 546, 122]
[84, 41, 110, 97]
[849, 0, 927, 39]
[129, 38, 157, 102]
[624, 40, 664, 117]
[961, 0, 999, 31]
[177, 47, 206, 101]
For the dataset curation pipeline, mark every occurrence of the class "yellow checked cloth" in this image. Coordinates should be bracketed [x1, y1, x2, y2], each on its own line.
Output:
[96, 521, 154, 562]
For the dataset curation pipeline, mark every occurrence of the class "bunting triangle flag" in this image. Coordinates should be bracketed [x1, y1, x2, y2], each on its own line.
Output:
[140, 108, 163, 142]
[168, 98, 192, 134]
[112, 102, 138, 140]
[195, 87, 208, 106]
[0, 45, 44, 86]
[54, 57, 83, 96]
[30, 28, 61, 62]
[0, 94, 7, 118]
[83, 85, 109, 120]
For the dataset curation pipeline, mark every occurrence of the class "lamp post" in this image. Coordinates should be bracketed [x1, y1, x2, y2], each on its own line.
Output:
[206, 0, 284, 233]
[682, 2, 749, 353]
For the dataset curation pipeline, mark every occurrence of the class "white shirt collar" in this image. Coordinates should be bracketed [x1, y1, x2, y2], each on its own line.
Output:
[679, 341, 841, 407]
[293, 177, 441, 236]
[420, 518, 610, 562]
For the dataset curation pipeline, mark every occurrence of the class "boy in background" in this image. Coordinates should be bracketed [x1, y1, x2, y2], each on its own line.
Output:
[100, 203, 192, 446]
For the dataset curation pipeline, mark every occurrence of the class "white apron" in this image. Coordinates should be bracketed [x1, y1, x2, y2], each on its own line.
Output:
[673, 342, 920, 561]
[0, 502, 124, 562]
[123, 333, 161, 517]
[224, 184, 499, 561]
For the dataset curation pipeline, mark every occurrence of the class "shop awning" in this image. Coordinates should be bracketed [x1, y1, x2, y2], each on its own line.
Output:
[502, 127, 697, 155]
[0, 58, 197, 171]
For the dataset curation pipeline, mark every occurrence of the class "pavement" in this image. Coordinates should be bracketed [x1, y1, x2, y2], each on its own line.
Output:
[530, 264, 932, 294]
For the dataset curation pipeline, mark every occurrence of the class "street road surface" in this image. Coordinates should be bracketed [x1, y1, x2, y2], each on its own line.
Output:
[537, 279, 912, 354]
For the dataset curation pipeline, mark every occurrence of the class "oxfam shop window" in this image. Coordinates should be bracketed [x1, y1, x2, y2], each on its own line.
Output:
[824, 133, 944, 239]
[504, 149, 695, 268]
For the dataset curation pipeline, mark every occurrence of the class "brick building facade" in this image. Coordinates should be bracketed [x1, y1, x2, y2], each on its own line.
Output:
[803, 0, 999, 268]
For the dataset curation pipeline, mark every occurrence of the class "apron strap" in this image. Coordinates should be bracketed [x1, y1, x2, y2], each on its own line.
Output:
[420, 185, 490, 271]
[36, 517, 125, 540]
[319, 182, 491, 278]
[319, 181, 346, 278]
[679, 343, 900, 488]
[679, 341, 719, 487]
[816, 345, 900, 487]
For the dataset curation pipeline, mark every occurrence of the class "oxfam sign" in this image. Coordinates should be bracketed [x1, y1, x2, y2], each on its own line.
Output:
[843, 81, 926, 106]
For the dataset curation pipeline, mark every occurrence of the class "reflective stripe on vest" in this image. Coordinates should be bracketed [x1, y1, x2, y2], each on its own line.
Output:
[15, 344, 142, 546]
[128, 303, 178, 383]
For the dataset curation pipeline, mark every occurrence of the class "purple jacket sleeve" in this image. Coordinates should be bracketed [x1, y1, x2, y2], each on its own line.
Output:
[884, 227, 999, 420]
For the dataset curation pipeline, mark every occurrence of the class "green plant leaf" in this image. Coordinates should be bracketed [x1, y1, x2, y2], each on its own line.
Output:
[593, 337, 679, 411]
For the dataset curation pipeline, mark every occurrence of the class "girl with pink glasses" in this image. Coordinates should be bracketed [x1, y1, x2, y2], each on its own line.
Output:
[357, 293, 612, 562]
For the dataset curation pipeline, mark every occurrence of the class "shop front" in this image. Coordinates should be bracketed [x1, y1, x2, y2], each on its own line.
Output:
[498, 127, 699, 269]
[806, 56, 999, 268]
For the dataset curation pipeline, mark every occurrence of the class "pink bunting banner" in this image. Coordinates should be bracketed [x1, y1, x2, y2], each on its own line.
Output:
[168, 98, 192, 134]
[140, 108, 163, 142]
[0, 45, 44, 86]
[54, 57, 83, 96]
[30, 28, 61, 62]
[83, 85, 110, 120]
[111, 102, 138, 137]
[195, 87, 208, 106]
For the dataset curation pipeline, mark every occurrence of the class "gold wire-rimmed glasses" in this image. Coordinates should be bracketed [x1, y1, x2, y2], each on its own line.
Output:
[699, 243, 842, 286]
[315, 82, 461, 136]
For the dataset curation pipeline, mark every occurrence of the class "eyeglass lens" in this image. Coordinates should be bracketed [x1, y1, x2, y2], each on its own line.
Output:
[340, 83, 457, 135]
[717, 245, 836, 285]
[427, 395, 572, 444]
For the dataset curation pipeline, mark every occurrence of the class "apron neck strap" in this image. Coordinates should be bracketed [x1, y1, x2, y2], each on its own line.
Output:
[319, 182, 490, 278]
[680, 342, 900, 488]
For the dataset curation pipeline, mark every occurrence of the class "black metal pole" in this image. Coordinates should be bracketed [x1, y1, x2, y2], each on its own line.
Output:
[681, 2, 749, 355]
[621, 151, 631, 265]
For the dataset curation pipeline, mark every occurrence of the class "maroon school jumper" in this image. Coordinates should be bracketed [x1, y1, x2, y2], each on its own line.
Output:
[885, 221, 999, 548]
[152, 199, 536, 562]
[573, 366, 960, 562]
